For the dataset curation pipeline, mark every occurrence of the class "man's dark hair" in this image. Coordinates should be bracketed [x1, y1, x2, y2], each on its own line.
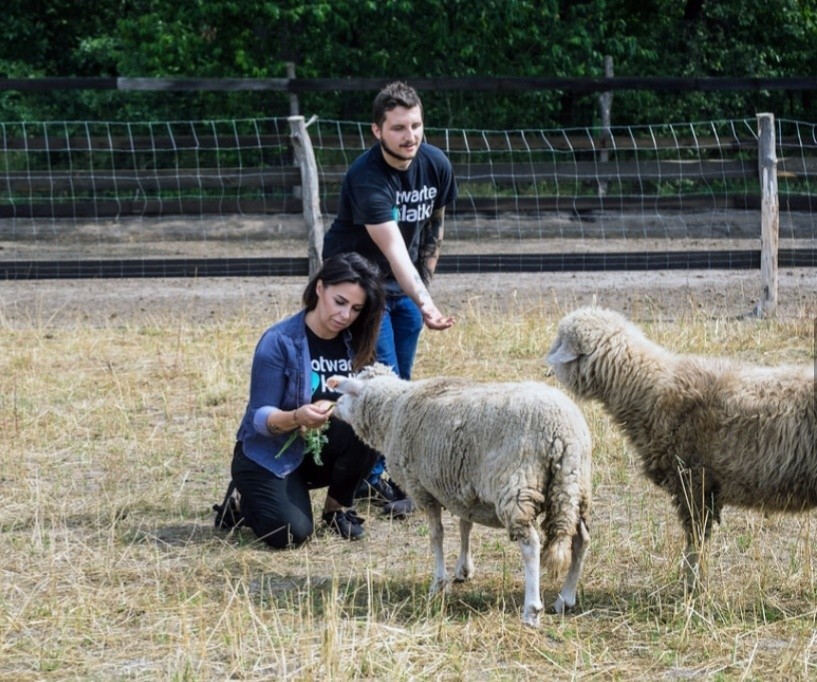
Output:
[372, 81, 423, 128]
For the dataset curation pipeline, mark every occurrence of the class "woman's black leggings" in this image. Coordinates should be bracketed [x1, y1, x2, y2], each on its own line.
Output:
[230, 417, 378, 549]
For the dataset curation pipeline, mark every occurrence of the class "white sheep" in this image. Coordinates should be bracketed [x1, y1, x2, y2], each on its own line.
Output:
[327, 363, 592, 627]
[547, 306, 817, 587]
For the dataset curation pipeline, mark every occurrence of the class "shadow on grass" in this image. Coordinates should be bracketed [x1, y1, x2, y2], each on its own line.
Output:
[138, 521, 218, 546]
[243, 570, 567, 627]
[117, 518, 817, 629]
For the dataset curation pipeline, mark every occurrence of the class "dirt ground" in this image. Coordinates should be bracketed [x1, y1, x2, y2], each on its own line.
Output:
[1, 213, 815, 326]
[3, 267, 816, 329]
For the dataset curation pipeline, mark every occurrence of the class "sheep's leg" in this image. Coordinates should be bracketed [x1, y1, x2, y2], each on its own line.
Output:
[676, 466, 716, 591]
[454, 518, 475, 582]
[518, 525, 543, 628]
[682, 522, 710, 592]
[426, 501, 449, 595]
[682, 542, 701, 591]
[552, 518, 590, 614]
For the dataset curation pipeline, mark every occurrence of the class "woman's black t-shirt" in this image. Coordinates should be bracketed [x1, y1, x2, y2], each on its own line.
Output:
[305, 326, 354, 402]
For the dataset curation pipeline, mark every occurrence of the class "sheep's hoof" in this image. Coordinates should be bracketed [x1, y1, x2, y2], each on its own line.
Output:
[454, 553, 474, 583]
[453, 564, 474, 582]
[683, 562, 703, 595]
[429, 578, 449, 596]
[522, 606, 542, 628]
[552, 594, 575, 614]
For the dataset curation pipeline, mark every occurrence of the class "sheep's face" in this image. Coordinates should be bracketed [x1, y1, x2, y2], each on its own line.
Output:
[327, 375, 361, 424]
[547, 307, 631, 398]
[547, 326, 585, 395]
[326, 363, 399, 447]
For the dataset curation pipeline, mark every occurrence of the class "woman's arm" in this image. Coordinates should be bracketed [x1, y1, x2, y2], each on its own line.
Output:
[264, 407, 302, 434]
[248, 327, 305, 436]
[266, 401, 333, 433]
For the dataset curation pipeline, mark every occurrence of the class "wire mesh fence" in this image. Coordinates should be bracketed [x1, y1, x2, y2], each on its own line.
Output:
[0, 115, 815, 282]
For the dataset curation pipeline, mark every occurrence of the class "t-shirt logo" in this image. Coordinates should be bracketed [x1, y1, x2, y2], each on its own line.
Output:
[392, 206, 400, 222]
[394, 185, 437, 223]
[311, 357, 353, 396]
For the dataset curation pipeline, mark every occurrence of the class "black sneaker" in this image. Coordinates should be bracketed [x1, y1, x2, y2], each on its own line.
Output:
[380, 479, 415, 518]
[213, 481, 243, 530]
[382, 497, 415, 519]
[354, 478, 396, 503]
[388, 478, 409, 501]
[322, 509, 366, 540]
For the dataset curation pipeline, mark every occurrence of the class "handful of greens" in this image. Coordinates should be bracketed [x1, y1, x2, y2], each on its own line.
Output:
[274, 401, 334, 466]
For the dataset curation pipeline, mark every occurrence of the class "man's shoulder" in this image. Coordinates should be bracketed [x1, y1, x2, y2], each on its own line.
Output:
[418, 142, 453, 168]
[419, 142, 448, 158]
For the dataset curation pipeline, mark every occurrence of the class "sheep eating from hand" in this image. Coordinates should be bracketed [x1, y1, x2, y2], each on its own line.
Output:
[328, 363, 592, 627]
[547, 306, 817, 588]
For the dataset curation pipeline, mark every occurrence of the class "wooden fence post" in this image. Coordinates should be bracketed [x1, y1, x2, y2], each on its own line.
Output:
[286, 62, 299, 117]
[756, 112, 779, 317]
[598, 55, 613, 197]
[288, 115, 323, 277]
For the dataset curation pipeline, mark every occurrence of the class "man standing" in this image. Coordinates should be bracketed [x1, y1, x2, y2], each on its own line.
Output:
[323, 81, 458, 515]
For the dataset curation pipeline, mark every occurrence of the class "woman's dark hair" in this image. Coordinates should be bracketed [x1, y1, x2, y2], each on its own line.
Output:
[372, 81, 423, 129]
[302, 253, 385, 370]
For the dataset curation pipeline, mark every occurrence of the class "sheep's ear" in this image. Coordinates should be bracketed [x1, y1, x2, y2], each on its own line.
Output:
[328, 375, 364, 396]
[547, 337, 580, 366]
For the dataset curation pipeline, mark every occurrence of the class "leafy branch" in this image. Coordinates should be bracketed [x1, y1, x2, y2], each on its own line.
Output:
[274, 402, 334, 466]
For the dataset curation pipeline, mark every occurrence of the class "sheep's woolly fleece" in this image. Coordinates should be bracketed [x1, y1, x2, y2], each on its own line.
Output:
[329, 363, 592, 626]
[547, 306, 817, 581]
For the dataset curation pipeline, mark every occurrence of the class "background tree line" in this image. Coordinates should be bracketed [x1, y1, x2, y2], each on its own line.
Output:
[3, 0, 817, 127]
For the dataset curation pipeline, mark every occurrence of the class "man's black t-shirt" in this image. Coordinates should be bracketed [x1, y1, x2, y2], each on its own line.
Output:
[323, 142, 457, 293]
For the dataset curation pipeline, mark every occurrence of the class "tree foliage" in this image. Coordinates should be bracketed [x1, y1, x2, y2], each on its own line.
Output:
[2, 0, 817, 125]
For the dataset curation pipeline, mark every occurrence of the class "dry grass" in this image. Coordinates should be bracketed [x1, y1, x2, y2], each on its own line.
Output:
[1, 284, 816, 681]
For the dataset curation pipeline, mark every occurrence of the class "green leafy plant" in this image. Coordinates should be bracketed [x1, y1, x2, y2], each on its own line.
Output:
[302, 422, 330, 466]
[275, 402, 334, 465]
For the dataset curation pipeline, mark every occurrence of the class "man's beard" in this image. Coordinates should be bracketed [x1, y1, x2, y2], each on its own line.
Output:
[380, 139, 418, 163]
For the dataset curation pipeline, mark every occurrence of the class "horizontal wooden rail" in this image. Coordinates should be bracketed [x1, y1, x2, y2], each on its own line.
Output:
[4, 76, 817, 94]
[6, 193, 795, 219]
[0, 133, 290, 153]
[2, 168, 300, 193]
[5, 157, 788, 196]
[0, 197, 296, 219]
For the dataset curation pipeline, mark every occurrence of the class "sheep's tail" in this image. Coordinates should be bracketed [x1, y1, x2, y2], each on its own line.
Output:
[539, 484, 591, 580]
[537, 420, 593, 580]
[539, 525, 574, 579]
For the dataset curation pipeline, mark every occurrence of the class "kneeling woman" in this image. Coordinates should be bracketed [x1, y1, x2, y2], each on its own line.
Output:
[215, 253, 384, 547]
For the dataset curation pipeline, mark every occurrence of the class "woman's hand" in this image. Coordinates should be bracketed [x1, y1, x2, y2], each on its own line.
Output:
[294, 400, 336, 429]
